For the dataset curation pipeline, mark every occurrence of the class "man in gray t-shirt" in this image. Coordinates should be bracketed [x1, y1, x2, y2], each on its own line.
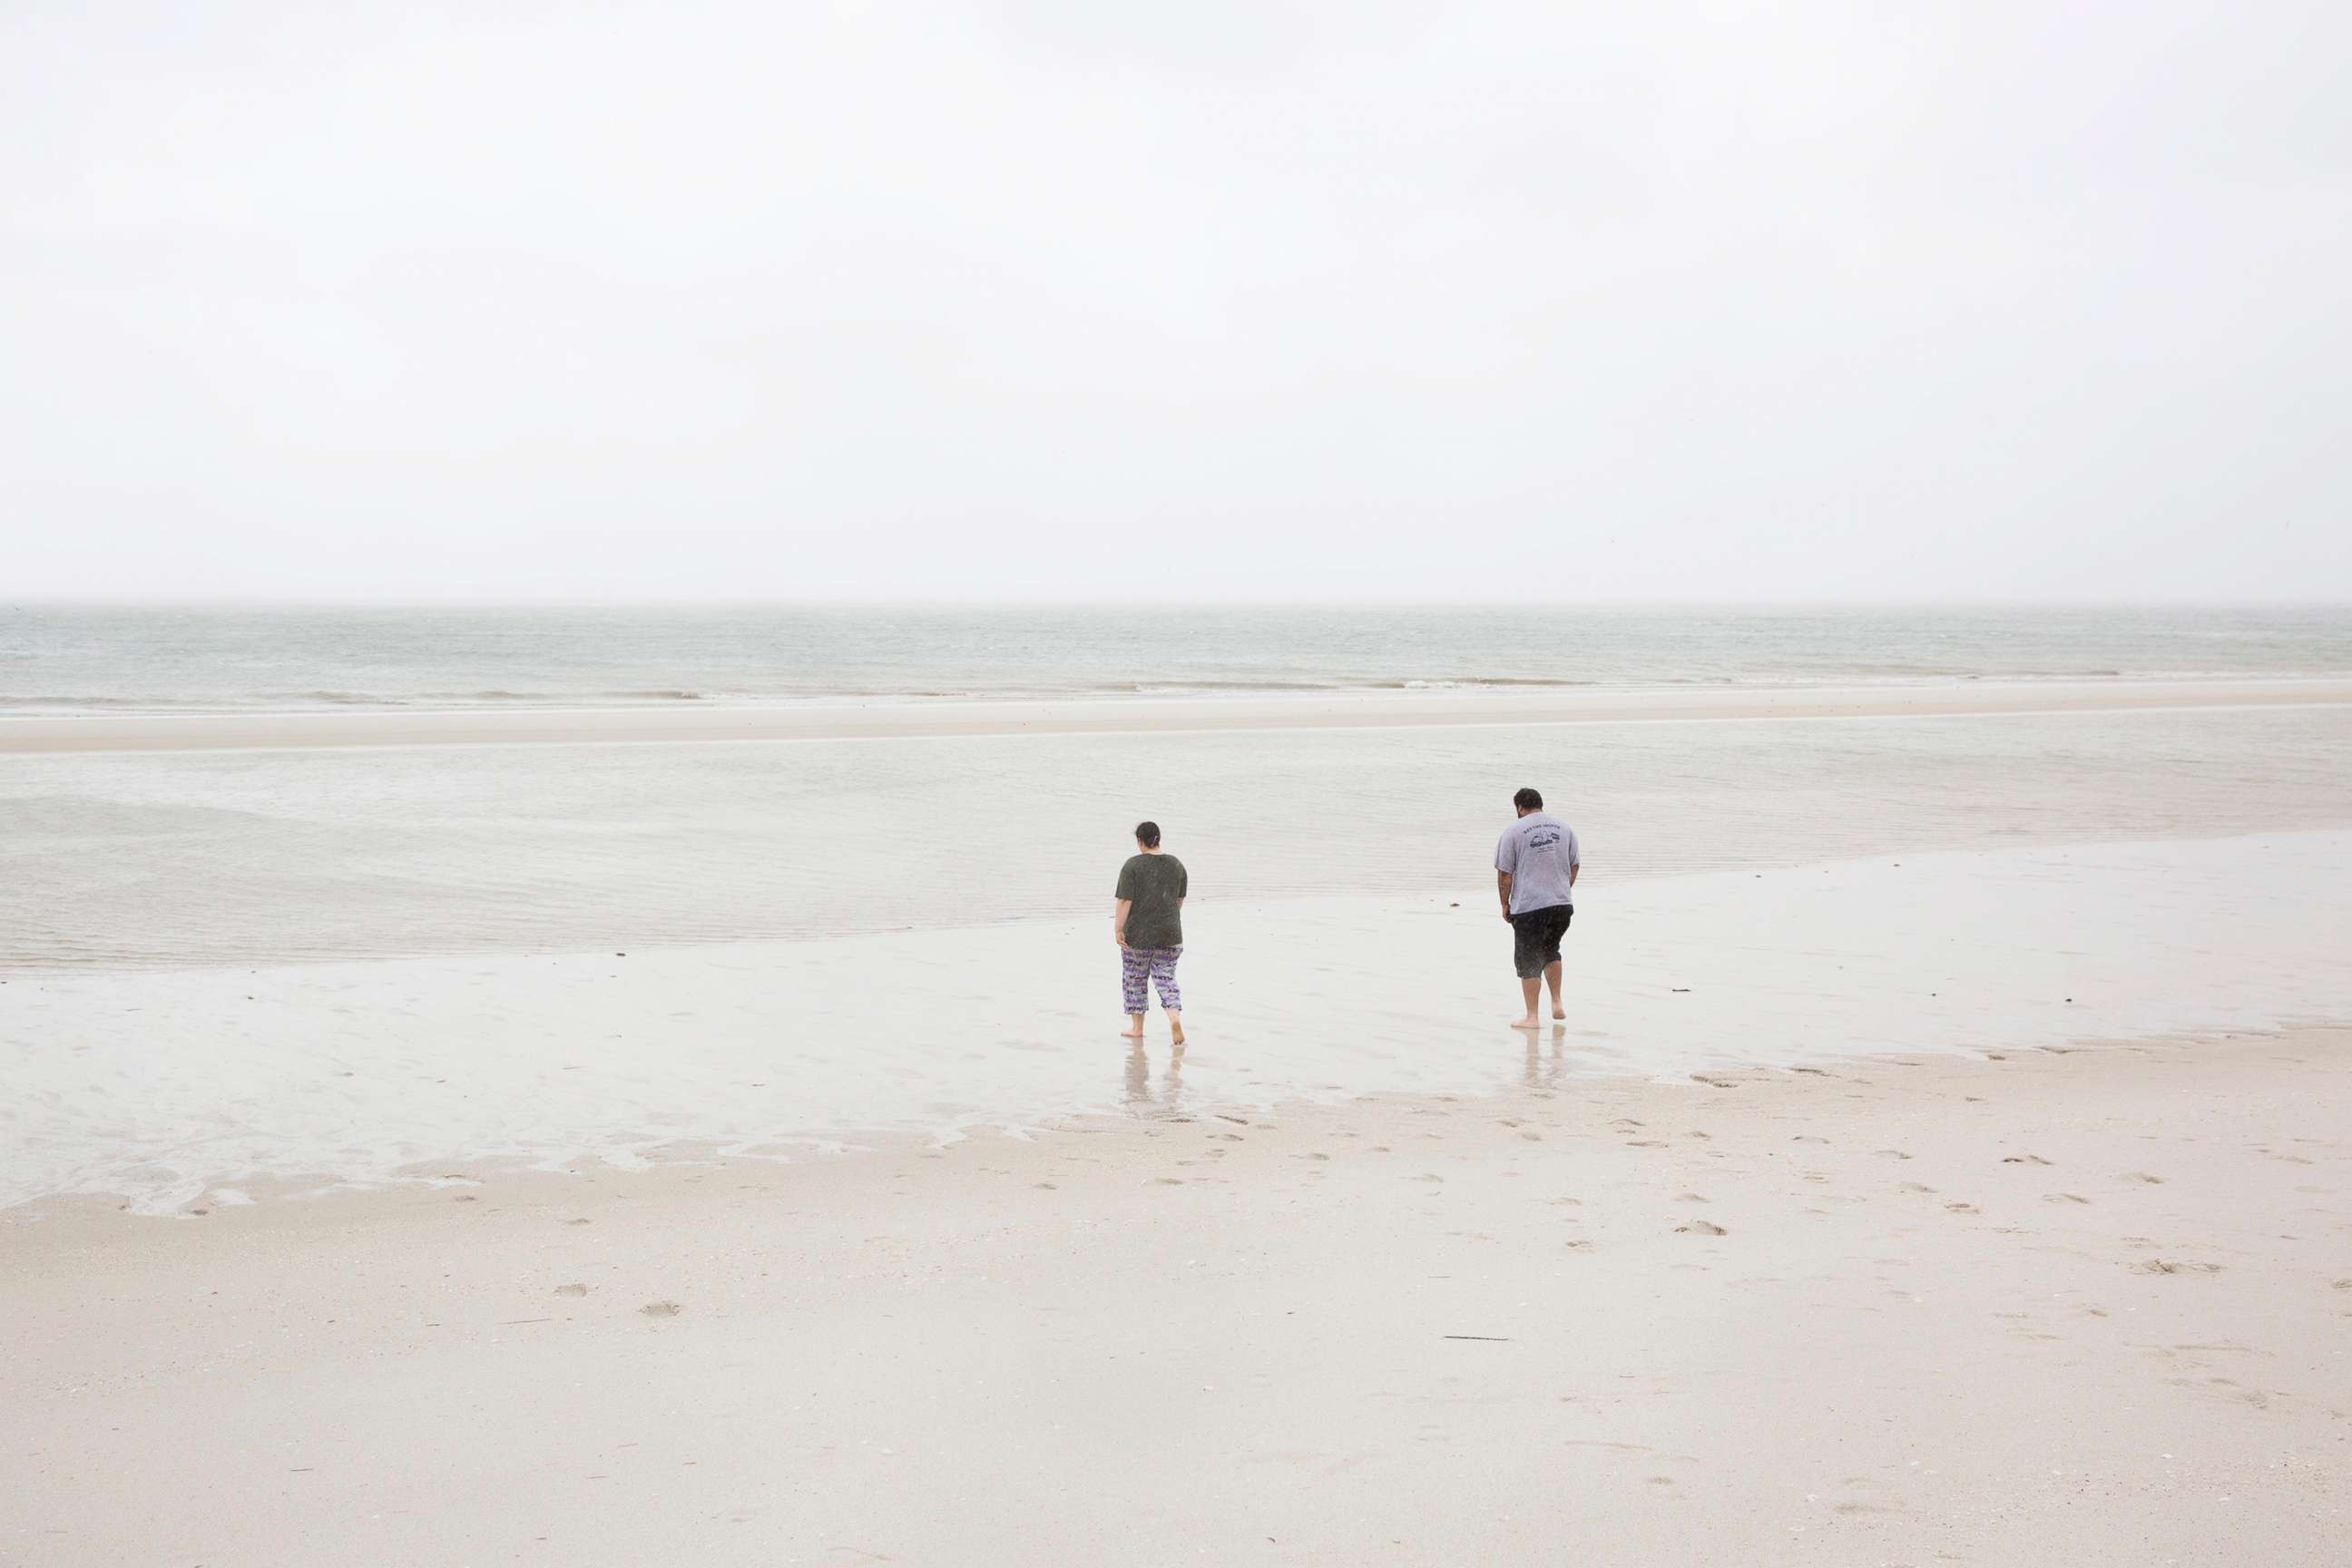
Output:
[1494, 786, 1580, 1029]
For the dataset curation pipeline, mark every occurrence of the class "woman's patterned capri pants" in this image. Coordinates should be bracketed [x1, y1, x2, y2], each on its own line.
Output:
[1121, 946, 1182, 1013]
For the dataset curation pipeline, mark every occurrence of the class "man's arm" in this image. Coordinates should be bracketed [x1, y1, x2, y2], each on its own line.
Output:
[1113, 897, 1132, 946]
[1496, 869, 1514, 921]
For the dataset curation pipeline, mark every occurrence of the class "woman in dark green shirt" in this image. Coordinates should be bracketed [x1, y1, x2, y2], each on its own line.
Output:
[1112, 820, 1187, 1043]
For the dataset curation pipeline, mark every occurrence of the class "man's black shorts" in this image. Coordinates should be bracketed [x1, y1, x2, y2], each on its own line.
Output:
[1510, 904, 1573, 978]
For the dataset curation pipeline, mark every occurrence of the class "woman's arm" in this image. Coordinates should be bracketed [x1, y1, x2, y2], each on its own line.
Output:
[1113, 897, 1132, 946]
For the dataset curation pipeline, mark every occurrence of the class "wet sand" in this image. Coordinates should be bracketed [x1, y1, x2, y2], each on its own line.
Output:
[5, 1026, 2346, 1566]
[5, 675, 2349, 753]
[13, 832, 2352, 1214]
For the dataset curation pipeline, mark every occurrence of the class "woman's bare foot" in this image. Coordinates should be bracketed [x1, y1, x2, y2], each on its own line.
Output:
[1551, 1005, 1566, 1020]
[1169, 1014, 1186, 1045]
[1120, 1015, 1145, 1038]
[1507, 1014, 1540, 1029]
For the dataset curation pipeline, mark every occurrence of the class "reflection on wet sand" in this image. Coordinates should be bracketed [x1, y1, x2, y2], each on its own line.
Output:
[1523, 1024, 1568, 1087]
[1123, 1043, 1187, 1115]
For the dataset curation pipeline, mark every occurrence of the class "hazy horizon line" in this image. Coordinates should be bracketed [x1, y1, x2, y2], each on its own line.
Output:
[11, 595, 2352, 613]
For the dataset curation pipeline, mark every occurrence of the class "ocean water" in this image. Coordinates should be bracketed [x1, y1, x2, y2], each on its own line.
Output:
[5, 603, 2349, 713]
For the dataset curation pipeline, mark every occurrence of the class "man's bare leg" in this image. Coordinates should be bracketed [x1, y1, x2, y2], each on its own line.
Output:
[1167, 1008, 1185, 1045]
[1121, 1013, 1145, 1039]
[1509, 975, 1541, 1028]
[1544, 960, 1564, 1020]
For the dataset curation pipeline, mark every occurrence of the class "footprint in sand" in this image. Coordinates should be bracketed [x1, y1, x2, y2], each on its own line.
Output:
[1791, 1135, 1830, 1145]
[565, 1218, 593, 1226]
[2136, 1259, 2224, 1275]
[1874, 1150, 1913, 1161]
[2120, 1172, 2166, 1184]
[2045, 1192, 2092, 1204]
[1675, 1220, 1729, 1236]
[1626, 1140, 1668, 1148]
[1674, 1192, 1710, 1203]
[2004, 1154, 2053, 1166]
[1945, 1201, 1979, 1214]
[554, 1283, 589, 1298]
[1897, 1181, 1936, 1193]
[640, 1301, 682, 1318]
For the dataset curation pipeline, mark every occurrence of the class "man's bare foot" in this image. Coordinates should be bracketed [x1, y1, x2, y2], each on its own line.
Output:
[1508, 1015, 1540, 1030]
[1551, 1006, 1566, 1020]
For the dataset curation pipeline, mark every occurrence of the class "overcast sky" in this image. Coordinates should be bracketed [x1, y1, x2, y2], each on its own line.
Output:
[5, 1, 2347, 602]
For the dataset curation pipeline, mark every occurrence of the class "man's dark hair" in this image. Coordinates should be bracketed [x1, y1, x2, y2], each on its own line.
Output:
[1513, 788, 1543, 812]
[1134, 820, 1161, 848]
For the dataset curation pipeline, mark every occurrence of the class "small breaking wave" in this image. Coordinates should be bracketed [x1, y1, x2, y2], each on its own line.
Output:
[410, 689, 707, 703]
[0, 693, 221, 710]
[1121, 680, 1334, 694]
[263, 690, 395, 706]
[1379, 677, 1598, 691]
[1112, 675, 1600, 697]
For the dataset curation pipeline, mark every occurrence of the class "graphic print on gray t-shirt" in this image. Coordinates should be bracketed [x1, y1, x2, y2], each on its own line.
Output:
[1494, 812, 1579, 915]
[1116, 853, 1188, 948]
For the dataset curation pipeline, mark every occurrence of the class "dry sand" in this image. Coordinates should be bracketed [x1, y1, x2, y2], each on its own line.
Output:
[5, 676, 2349, 753]
[5, 1027, 2347, 1565]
